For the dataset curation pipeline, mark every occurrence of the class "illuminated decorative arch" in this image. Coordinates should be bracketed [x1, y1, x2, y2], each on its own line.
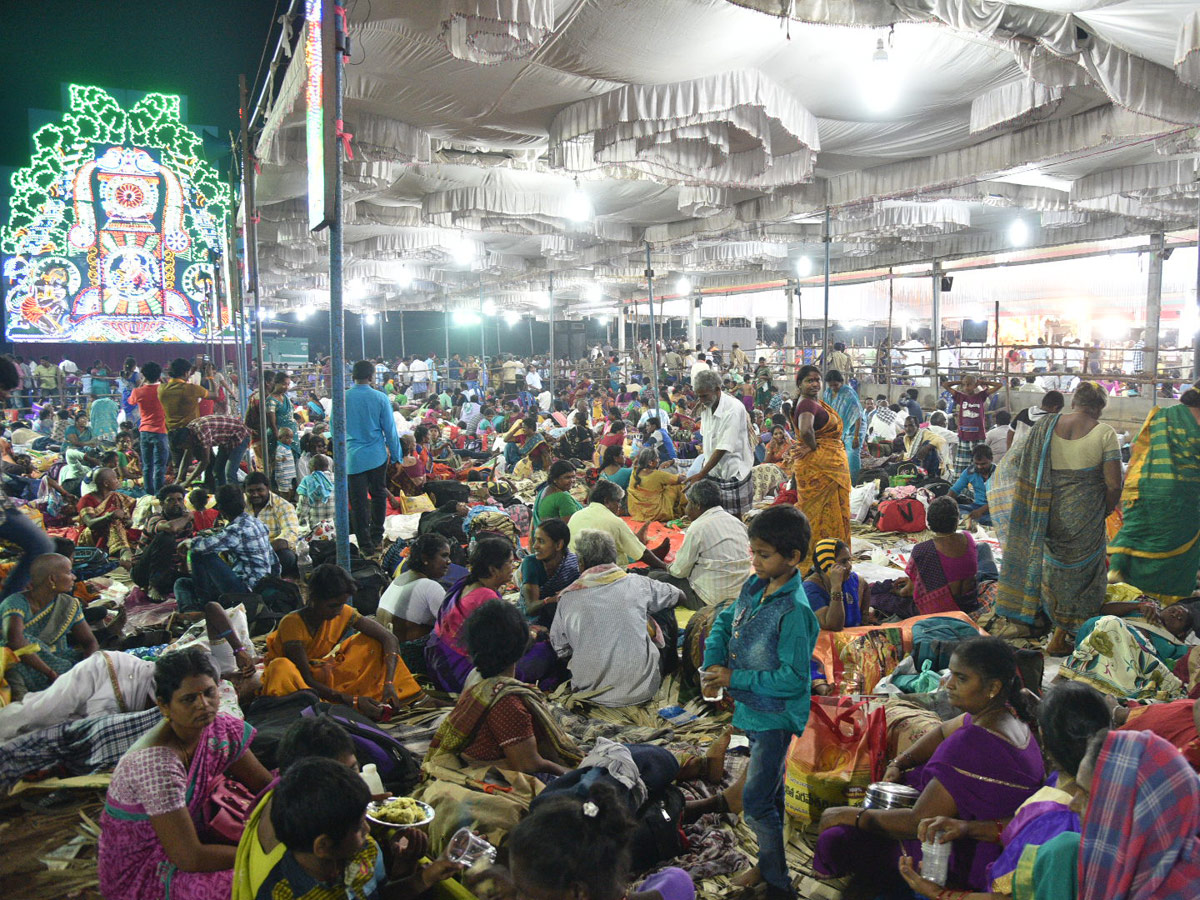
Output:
[2, 85, 231, 342]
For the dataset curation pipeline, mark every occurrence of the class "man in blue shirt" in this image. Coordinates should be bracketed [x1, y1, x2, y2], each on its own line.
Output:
[346, 360, 401, 555]
[643, 416, 677, 462]
[949, 443, 993, 524]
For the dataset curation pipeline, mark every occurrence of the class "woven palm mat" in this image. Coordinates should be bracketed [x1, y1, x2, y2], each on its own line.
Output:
[0, 791, 104, 899]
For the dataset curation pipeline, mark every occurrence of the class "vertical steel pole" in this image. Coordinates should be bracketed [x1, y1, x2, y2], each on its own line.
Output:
[644, 242, 662, 406]
[398, 309, 405, 358]
[931, 260, 942, 380]
[885, 268, 894, 401]
[1146, 232, 1164, 397]
[240, 75, 272, 484]
[822, 206, 831, 370]
[328, 8, 351, 569]
[479, 279, 486, 362]
[1194, 185, 1200, 381]
[548, 274, 555, 386]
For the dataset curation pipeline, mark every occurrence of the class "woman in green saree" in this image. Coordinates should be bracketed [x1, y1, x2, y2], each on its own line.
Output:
[1107, 384, 1200, 601]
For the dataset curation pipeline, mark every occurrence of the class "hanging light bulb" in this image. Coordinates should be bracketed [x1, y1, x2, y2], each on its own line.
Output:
[504, 310, 521, 327]
[260, 308, 274, 322]
[863, 29, 900, 112]
[565, 179, 593, 223]
[394, 266, 412, 289]
[532, 291, 550, 309]
[597, 315, 610, 326]
[450, 235, 475, 266]
[1009, 219, 1030, 246]
[296, 307, 312, 322]
[675, 276, 692, 295]
[365, 312, 378, 326]
[348, 278, 367, 301]
[586, 282, 604, 304]
[795, 257, 813, 277]
[482, 298, 497, 315]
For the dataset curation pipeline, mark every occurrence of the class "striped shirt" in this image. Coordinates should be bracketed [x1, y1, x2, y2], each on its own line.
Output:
[667, 505, 752, 606]
[188, 415, 251, 448]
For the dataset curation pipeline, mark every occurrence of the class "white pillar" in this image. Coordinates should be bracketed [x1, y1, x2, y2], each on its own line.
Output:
[617, 304, 626, 355]
[1146, 232, 1164, 382]
[687, 290, 698, 349]
[786, 284, 798, 368]
[931, 260, 942, 378]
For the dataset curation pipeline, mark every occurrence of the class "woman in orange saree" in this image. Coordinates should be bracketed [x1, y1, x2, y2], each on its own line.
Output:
[789, 366, 852, 568]
[262, 564, 424, 717]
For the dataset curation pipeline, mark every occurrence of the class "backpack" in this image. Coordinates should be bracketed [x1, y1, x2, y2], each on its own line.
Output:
[426, 480, 470, 507]
[875, 498, 926, 533]
[911, 617, 980, 670]
[73, 546, 118, 580]
[244, 690, 323, 769]
[301, 703, 421, 794]
[630, 785, 688, 873]
[349, 560, 389, 615]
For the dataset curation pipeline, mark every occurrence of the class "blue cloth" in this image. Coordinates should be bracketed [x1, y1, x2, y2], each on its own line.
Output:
[744, 729, 795, 895]
[139, 432, 169, 496]
[702, 571, 818, 736]
[600, 467, 632, 490]
[803, 573, 862, 627]
[651, 427, 677, 461]
[824, 385, 864, 479]
[345, 383, 402, 475]
[951, 465, 991, 508]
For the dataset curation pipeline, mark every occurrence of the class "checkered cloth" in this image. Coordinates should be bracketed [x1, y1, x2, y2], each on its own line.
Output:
[954, 439, 984, 479]
[0, 707, 160, 790]
[188, 414, 251, 448]
[712, 472, 754, 518]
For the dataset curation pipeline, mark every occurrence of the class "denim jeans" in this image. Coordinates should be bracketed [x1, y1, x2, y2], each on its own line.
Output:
[140, 431, 169, 496]
[744, 729, 795, 895]
[214, 436, 250, 487]
[0, 507, 55, 599]
[174, 551, 249, 612]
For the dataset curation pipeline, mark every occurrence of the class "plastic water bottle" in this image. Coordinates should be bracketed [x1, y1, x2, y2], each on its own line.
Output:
[920, 834, 951, 886]
[360, 763, 385, 796]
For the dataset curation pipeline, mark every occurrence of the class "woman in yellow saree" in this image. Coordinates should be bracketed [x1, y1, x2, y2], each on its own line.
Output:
[1108, 384, 1200, 601]
[262, 564, 424, 717]
[789, 366, 852, 568]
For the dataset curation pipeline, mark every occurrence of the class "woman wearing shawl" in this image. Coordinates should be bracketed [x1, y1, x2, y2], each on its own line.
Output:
[823, 370, 864, 478]
[901, 495, 984, 616]
[816, 638, 1044, 896]
[788, 365, 851, 568]
[990, 383, 1123, 655]
[1107, 383, 1200, 601]
[294, 453, 335, 529]
[77, 467, 136, 562]
[424, 537, 559, 693]
[503, 415, 551, 472]
[894, 415, 951, 479]
[262, 564, 424, 715]
[803, 538, 876, 630]
[531, 460, 583, 533]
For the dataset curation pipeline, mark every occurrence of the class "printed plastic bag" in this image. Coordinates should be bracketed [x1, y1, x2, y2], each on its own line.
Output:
[784, 696, 886, 825]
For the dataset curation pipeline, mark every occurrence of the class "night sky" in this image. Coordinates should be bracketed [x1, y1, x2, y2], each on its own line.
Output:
[0, 0, 281, 191]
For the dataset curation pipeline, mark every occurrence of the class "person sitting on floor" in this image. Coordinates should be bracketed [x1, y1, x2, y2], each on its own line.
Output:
[97, 647, 274, 900]
[233, 715, 459, 900]
[243, 471, 301, 578]
[815, 637, 1044, 897]
[131, 484, 204, 600]
[520, 517, 580, 628]
[1, 553, 97, 695]
[531, 459, 583, 532]
[566, 480, 670, 569]
[551, 529, 683, 707]
[803, 538, 877, 630]
[647, 478, 750, 610]
[376, 533, 452, 675]
[76, 466, 136, 564]
[262, 563, 424, 717]
[626, 448, 686, 523]
[509, 781, 697, 900]
[892, 495, 989, 618]
[595, 442, 632, 490]
[174, 484, 279, 612]
[295, 453, 335, 530]
[949, 443, 994, 524]
[424, 537, 560, 693]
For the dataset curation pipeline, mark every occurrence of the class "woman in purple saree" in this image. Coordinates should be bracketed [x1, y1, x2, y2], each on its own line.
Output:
[814, 638, 1044, 895]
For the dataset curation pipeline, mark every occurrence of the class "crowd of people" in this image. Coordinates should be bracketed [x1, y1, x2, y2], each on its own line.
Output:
[0, 336, 1198, 900]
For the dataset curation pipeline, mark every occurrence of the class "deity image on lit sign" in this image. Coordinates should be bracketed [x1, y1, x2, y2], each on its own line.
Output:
[2, 85, 233, 343]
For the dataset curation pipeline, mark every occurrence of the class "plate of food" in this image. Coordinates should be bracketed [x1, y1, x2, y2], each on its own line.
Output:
[365, 797, 435, 829]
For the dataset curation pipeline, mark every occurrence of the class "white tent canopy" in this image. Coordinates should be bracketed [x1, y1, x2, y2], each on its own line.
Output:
[251, 0, 1200, 322]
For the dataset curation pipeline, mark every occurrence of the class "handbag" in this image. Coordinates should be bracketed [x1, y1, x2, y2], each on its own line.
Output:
[204, 774, 262, 844]
[783, 696, 887, 825]
[398, 492, 435, 514]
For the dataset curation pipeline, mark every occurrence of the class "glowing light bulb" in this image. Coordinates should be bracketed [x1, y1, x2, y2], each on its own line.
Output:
[795, 257, 813, 276]
[482, 298, 497, 315]
[675, 277, 692, 295]
[1009, 219, 1030, 246]
[504, 311, 521, 326]
[565, 181, 592, 222]
[394, 266, 412, 289]
[365, 313, 377, 326]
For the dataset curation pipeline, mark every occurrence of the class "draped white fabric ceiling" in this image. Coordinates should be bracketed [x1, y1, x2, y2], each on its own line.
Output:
[252, 0, 1200, 317]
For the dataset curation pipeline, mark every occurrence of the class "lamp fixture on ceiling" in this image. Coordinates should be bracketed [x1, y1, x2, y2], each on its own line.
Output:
[394, 266, 412, 289]
[795, 256, 813, 276]
[365, 312, 378, 326]
[566, 179, 593, 222]
[597, 315, 610, 326]
[504, 310, 522, 326]
[296, 307, 312, 322]
[864, 26, 900, 112]
[586, 282, 604, 304]
[482, 298, 497, 315]
[348, 278, 367, 301]
[451, 235, 475, 266]
[1009, 219, 1030, 246]
[675, 276, 692, 295]
[259, 308, 274, 322]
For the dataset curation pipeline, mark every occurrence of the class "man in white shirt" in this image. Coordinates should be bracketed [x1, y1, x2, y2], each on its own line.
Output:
[689, 352, 711, 384]
[524, 365, 542, 393]
[394, 357, 409, 386]
[1030, 338, 1050, 372]
[537, 388, 553, 412]
[686, 369, 754, 516]
[985, 410, 1011, 463]
[648, 479, 750, 608]
[408, 356, 429, 397]
[1008, 391, 1065, 450]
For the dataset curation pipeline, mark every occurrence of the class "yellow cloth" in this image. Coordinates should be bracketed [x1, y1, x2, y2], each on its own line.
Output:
[232, 790, 284, 900]
[792, 400, 852, 567]
[263, 605, 421, 701]
[626, 469, 685, 523]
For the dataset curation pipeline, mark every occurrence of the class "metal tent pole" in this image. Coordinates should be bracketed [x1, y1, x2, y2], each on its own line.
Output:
[931, 260, 942, 380]
[240, 75, 272, 485]
[822, 206, 831, 371]
[479, 278, 486, 362]
[1146, 232, 1164, 397]
[327, 8, 351, 569]
[644, 242, 662, 406]
[885, 268, 894, 402]
[548, 274, 555, 385]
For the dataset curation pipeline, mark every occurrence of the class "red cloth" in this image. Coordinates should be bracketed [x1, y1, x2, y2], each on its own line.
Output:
[192, 509, 219, 531]
[462, 694, 535, 761]
[130, 384, 166, 433]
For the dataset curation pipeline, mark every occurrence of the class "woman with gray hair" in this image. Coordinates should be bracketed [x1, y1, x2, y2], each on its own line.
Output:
[684, 368, 756, 517]
[649, 478, 752, 609]
[550, 529, 685, 707]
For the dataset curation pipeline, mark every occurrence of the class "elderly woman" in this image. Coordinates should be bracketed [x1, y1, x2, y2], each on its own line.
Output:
[425, 537, 560, 692]
[627, 448, 686, 523]
[550, 529, 684, 707]
[262, 563, 424, 716]
[520, 518, 580, 628]
[992, 382, 1123, 654]
[99, 647, 273, 900]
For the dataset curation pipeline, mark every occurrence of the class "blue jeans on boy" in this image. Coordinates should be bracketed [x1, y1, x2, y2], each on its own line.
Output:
[214, 436, 250, 487]
[174, 551, 249, 612]
[0, 508, 55, 599]
[140, 431, 169, 496]
[744, 729, 794, 896]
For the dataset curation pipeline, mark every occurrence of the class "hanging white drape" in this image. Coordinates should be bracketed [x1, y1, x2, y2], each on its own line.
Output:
[969, 79, 1064, 134]
[440, 0, 555, 65]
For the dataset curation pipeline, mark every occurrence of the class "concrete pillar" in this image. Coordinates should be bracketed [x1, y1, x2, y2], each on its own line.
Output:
[687, 290, 698, 349]
[1146, 232, 1164, 382]
[786, 284, 798, 368]
[931, 260, 942, 379]
[617, 304, 626, 355]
